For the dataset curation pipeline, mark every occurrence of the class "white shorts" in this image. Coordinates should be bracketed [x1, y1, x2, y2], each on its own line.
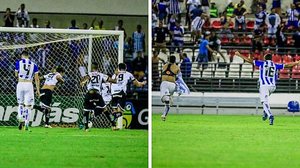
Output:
[16, 82, 35, 106]
[259, 85, 276, 103]
[160, 81, 176, 101]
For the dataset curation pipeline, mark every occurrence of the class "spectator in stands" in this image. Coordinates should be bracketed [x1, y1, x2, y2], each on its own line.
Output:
[258, 0, 267, 11]
[157, 0, 168, 24]
[3, 8, 14, 27]
[152, 9, 158, 39]
[266, 8, 281, 45]
[286, 3, 299, 30]
[197, 31, 216, 69]
[201, 0, 210, 17]
[180, 53, 192, 78]
[252, 24, 264, 55]
[36, 45, 50, 69]
[45, 20, 53, 28]
[167, 0, 181, 23]
[132, 51, 147, 81]
[209, 31, 226, 62]
[15, 3, 29, 27]
[168, 14, 177, 39]
[152, 50, 165, 86]
[82, 23, 88, 29]
[272, 0, 282, 16]
[232, 3, 247, 31]
[210, 2, 218, 18]
[115, 20, 127, 40]
[191, 13, 206, 42]
[91, 18, 105, 30]
[69, 19, 79, 29]
[254, 4, 267, 29]
[292, 26, 300, 53]
[276, 24, 286, 54]
[186, 0, 201, 28]
[220, 11, 234, 40]
[190, 3, 203, 22]
[30, 18, 39, 28]
[171, 20, 184, 54]
[225, 2, 235, 17]
[124, 37, 134, 62]
[132, 24, 145, 59]
[154, 21, 169, 54]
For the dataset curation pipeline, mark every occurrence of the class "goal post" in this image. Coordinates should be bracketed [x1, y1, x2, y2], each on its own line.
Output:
[0, 27, 124, 128]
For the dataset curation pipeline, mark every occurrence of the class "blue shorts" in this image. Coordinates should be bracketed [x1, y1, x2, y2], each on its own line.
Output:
[272, 1, 281, 8]
[286, 20, 298, 28]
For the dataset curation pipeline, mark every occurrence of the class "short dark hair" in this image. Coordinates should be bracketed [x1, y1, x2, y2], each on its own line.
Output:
[118, 63, 127, 70]
[91, 62, 98, 70]
[21, 50, 29, 56]
[169, 55, 176, 63]
[265, 54, 272, 60]
[56, 66, 65, 73]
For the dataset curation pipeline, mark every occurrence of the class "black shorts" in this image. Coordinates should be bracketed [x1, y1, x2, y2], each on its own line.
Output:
[111, 91, 126, 111]
[40, 89, 53, 107]
[83, 89, 106, 111]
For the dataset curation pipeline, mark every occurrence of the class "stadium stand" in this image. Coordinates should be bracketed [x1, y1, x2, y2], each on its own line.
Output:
[152, 0, 300, 93]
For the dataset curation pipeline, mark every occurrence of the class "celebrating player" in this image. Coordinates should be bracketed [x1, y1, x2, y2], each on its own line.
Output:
[80, 62, 116, 131]
[160, 55, 179, 121]
[235, 51, 300, 125]
[110, 63, 146, 130]
[33, 66, 65, 128]
[15, 50, 40, 131]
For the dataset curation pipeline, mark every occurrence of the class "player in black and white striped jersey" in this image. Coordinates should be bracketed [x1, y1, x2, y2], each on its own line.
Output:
[33, 66, 65, 128]
[80, 62, 116, 131]
[110, 63, 146, 130]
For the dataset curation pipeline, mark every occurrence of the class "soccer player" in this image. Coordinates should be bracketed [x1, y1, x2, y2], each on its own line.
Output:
[110, 63, 146, 130]
[80, 62, 116, 131]
[235, 51, 300, 125]
[33, 66, 65, 128]
[15, 50, 40, 130]
[160, 55, 180, 121]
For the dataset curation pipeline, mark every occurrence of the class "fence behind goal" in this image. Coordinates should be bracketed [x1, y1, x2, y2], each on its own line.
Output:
[0, 27, 124, 128]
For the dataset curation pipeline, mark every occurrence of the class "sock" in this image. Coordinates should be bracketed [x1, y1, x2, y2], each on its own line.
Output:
[84, 110, 90, 129]
[104, 112, 114, 125]
[44, 108, 50, 125]
[24, 107, 31, 127]
[262, 102, 273, 117]
[33, 105, 43, 111]
[163, 101, 170, 117]
[18, 104, 24, 122]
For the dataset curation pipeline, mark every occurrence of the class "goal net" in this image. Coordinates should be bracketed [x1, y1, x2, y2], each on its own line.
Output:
[0, 27, 124, 128]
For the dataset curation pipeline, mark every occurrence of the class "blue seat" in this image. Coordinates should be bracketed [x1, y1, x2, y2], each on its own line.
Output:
[287, 101, 300, 112]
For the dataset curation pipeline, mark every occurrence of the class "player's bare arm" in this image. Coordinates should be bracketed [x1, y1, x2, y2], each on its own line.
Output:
[56, 75, 64, 84]
[80, 75, 90, 87]
[107, 77, 117, 84]
[34, 72, 40, 97]
[133, 79, 147, 87]
[235, 51, 253, 64]
[284, 61, 300, 68]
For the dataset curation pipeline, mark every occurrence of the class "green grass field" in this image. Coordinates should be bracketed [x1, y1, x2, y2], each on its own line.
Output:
[153, 114, 300, 168]
[0, 127, 148, 168]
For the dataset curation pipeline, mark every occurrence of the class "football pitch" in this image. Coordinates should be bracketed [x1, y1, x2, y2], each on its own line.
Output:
[153, 114, 300, 168]
[0, 127, 148, 168]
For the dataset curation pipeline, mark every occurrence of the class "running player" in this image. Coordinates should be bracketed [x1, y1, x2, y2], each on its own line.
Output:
[235, 51, 300, 125]
[80, 62, 116, 131]
[160, 55, 180, 121]
[110, 63, 146, 130]
[15, 50, 40, 131]
[33, 66, 65, 128]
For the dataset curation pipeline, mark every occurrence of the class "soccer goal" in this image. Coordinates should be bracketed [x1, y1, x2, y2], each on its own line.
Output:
[0, 27, 124, 128]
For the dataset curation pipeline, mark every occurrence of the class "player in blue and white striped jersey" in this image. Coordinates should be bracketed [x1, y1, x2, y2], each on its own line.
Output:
[286, 3, 299, 29]
[235, 51, 300, 125]
[15, 50, 40, 130]
[254, 5, 267, 29]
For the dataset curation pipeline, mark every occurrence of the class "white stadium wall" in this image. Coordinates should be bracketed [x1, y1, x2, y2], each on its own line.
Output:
[0, 0, 147, 15]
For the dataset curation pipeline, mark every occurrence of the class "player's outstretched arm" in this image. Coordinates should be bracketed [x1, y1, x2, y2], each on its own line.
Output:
[235, 51, 253, 64]
[133, 79, 147, 87]
[56, 75, 64, 84]
[80, 75, 90, 87]
[284, 61, 300, 68]
[34, 73, 40, 97]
